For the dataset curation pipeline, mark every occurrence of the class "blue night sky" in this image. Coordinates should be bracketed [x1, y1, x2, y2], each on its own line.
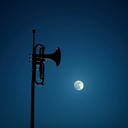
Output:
[0, 0, 128, 128]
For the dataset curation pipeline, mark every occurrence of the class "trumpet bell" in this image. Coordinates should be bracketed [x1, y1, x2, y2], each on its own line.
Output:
[44, 47, 61, 66]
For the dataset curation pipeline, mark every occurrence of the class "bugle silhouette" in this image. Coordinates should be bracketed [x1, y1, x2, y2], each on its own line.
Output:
[31, 30, 61, 85]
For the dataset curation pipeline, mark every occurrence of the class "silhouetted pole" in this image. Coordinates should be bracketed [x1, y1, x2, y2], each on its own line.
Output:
[29, 29, 61, 128]
[30, 30, 36, 128]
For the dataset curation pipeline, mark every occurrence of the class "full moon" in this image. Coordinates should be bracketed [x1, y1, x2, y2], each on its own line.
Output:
[74, 80, 84, 91]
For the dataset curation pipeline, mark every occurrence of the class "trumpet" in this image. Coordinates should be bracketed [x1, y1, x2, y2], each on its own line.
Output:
[30, 30, 61, 85]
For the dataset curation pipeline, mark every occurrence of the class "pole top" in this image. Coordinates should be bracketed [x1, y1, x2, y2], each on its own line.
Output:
[32, 29, 36, 33]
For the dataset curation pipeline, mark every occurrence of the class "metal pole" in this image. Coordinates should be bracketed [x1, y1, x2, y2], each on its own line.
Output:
[30, 30, 36, 128]
[29, 29, 61, 128]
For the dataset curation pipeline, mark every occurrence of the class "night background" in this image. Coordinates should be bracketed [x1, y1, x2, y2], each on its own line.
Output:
[0, 0, 128, 128]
